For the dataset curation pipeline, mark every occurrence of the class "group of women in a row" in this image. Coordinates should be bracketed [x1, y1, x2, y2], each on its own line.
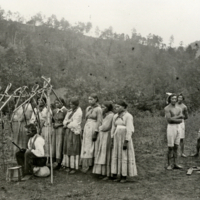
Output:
[12, 93, 137, 183]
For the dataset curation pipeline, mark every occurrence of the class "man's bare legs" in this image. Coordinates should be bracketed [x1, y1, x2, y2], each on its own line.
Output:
[167, 147, 173, 170]
[191, 139, 200, 157]
[180, 139, 187, 157]
[173, 144, 182, 169]
[167, 145, 182, 170]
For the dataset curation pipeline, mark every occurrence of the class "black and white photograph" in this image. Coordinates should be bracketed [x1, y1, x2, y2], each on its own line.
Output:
[0, 0, 200, 199]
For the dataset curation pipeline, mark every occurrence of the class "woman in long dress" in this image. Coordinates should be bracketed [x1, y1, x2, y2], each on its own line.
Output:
[12, 98, 33, 156]
[93, 101, 114, 180]
[111, 100, 137, 183]
[52, 98, 67, 169]
[80, 93, 102, 173]
[62, 97, 82, 174]
[30, 97, 52, 159]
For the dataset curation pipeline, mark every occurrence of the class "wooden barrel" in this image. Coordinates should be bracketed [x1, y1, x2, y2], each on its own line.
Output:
[6, 166, 23, 182]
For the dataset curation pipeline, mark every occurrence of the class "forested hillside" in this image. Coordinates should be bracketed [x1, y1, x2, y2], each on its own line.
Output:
[0, 6, 200, 113]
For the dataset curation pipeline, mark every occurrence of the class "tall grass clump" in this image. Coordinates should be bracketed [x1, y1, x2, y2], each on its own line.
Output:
[133, 116, 167, 154]
[0, 115, 13, 180]
[133, 111, 200, 155]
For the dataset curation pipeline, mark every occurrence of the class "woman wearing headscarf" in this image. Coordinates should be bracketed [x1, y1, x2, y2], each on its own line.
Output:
[52, 98, 67, 169]
[93, 101, 114, 180]
[62, 97, 83, 173]
[111, 100, 137, 183]
[80, 93, 102, 173]
[30, 97, 52, 159]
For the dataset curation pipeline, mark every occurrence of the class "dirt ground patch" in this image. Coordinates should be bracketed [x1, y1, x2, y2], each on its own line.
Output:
[1, 153, 200, 200]
[1, 115, 200, 200]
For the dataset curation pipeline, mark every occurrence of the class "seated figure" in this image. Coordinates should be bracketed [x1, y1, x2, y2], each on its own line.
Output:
[15, 123, 47, 176]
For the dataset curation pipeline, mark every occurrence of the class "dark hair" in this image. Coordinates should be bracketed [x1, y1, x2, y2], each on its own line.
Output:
[177, 93, 185, 101]
[115, 100, 128, 109]
[89, 93, 99, 102]
[50, 103, 56, 110]
[70, 97, 79, 107]
[168, 94, 177, 104]
[102, 101, 113, 112]
[25, 123, 37, 134]
[37, 96, 46, 104]
[55, 97, 66, 106]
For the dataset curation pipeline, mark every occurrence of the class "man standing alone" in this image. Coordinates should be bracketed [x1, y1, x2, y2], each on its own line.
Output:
[164, 94, 184, 170]
[176, 94, 188, 157]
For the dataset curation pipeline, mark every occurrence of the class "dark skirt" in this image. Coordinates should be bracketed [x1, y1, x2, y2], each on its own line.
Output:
[63, 128, 81, 156]
[52, 126, 64, 162]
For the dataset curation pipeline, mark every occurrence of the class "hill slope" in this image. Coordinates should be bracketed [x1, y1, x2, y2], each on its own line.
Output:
[0, 13, 200, 112]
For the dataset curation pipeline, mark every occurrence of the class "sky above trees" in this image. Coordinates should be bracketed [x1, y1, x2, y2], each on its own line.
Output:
[0, 0, 200, 46]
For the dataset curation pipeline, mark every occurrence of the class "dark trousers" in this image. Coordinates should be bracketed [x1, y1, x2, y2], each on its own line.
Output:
[16, 150, 47, 174]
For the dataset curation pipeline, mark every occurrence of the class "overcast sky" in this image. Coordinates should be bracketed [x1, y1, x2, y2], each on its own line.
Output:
[0, 0, 200, 46]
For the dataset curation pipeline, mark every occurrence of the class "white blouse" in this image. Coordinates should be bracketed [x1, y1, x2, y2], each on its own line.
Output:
[13, 103, 33, 122]
[30, 107, 52, 126]
[28, 134, 45, 157]
[63, 107, 83, 134]
[111, 111, 134, 141]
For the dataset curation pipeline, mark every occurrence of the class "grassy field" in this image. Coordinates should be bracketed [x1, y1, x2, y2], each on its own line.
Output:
[1, 113, 200, 200]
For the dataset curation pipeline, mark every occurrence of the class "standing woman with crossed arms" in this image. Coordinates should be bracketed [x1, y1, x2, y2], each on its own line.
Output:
[62, 97, 82, 173]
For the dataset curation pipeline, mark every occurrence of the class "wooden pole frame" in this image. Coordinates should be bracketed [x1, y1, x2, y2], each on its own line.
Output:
[0, 87, 22, 112]
[41, 76, 62, 104]
[0, 94, 30, 98]
[46, 82, 53, 184]
[1, 80, 54, 183]
[13, 89, 41, 113]
[0, 83, 12, 102]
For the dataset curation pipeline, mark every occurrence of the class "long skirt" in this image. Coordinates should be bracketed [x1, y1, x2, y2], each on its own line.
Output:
[41, 126, 50, 157]
[52, 126, 64, 163]
[93, 131, 112, 176]
[111, 125, 137, 177]
[80, 119, 98, 171]
[62, 128, 81, 169]
[12, 121, 29, 155]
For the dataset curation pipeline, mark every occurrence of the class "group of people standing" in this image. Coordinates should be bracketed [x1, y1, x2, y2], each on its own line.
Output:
[12, 93, 137, 183]
[11, 90, 200, 182]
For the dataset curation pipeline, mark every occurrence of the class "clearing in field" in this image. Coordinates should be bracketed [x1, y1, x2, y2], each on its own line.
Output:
[1, 114, 200, 200]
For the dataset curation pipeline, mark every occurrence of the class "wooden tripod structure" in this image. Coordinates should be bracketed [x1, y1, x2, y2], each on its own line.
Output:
[0, 76, 56, 184]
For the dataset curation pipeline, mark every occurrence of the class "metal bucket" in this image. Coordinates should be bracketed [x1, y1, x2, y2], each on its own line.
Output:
[6, 166, 23, 182]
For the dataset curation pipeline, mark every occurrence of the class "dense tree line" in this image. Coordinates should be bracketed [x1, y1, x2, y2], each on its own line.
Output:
[0, 6, 200, 115]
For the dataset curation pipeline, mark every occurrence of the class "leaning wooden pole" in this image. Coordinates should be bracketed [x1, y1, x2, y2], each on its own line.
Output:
[41, 76, 62, 104]
[46, 83, 53, 184]
[0, 111, 6, 172]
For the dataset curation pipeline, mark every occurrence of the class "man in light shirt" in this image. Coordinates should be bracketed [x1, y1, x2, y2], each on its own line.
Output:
[15, 123, 46, 175]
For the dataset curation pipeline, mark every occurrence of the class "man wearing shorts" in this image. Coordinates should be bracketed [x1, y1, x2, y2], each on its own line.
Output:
[164, 94, 184, 170]
[176, 94, 188, 157]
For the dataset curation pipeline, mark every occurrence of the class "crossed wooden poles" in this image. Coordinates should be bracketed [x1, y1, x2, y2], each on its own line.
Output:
[0, 76, 58, 184]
